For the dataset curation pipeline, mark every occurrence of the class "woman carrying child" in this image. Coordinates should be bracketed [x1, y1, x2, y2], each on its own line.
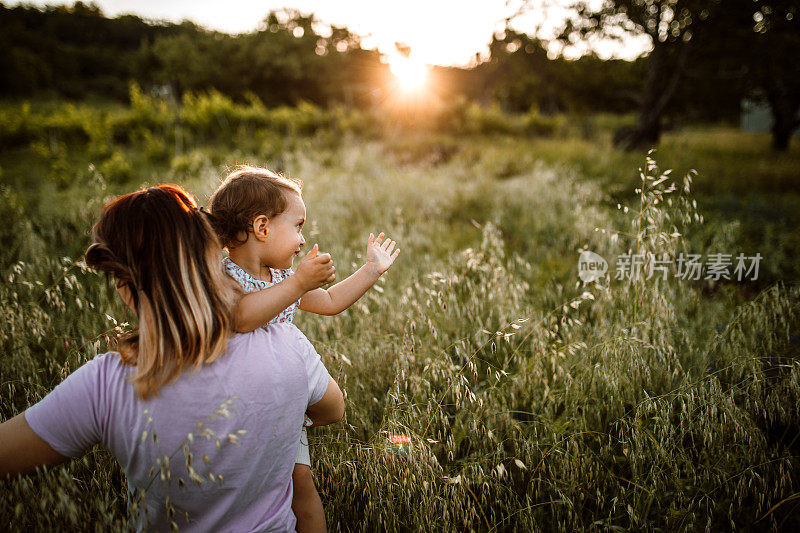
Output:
[0, 184, 345, 531]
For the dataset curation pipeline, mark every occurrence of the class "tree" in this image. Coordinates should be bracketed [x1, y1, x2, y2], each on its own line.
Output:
[0, 3, 181, 100]
[555, 0, 722, 150]
[482, 29, 645, 114]
[692, 0, 799, 151]
[0, 4, 385, 105]
[756, 2, 800, 151]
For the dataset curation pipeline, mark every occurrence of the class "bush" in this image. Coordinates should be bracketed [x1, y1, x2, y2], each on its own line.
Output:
[522, 108, 565, 137]
[98, 149, 134, 183]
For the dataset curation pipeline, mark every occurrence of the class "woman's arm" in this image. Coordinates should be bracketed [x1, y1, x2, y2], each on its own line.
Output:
[0, 413, 68, 478]
[305, 376, 344, 426]
[289, 325, 345, 426]
[299, 233, 399, 316]
[2, 355, 108, 478]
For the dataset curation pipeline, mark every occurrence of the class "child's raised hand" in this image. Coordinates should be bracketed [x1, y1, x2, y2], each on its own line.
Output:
[294, 244, 336, 292]
[366, 232, 400, 275]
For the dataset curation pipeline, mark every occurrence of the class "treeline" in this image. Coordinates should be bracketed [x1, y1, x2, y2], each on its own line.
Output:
[1, 2, 743, 123]
[1, 2, 176, 100]
[0, 3, 384, 106]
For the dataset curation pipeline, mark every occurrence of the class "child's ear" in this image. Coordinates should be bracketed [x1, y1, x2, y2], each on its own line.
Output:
[252, 215, 270, 242]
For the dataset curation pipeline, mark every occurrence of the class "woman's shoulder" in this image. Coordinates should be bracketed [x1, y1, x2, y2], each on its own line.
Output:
[230, 324, 310, 356]
[91, 350, 128, 369]
[78, 351, 135, 389]
[231, 322, 301, 342]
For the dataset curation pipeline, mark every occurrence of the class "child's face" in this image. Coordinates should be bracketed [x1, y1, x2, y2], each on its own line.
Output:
[262, 192, 306, 269]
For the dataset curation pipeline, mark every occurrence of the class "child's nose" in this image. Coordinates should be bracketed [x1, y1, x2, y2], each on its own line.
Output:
[299, 234, 306, 246]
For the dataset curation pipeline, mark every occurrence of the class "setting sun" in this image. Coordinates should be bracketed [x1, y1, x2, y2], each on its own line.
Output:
[388, 55, 428, 91]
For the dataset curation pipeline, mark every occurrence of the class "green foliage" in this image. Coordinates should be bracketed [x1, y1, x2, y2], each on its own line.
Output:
[479, 30, 646, 115]
[688, 0, 800, 150]
[0, 2, 172, 100]
[522, 108, 567, 137]
[0, 4, 383, 108]
[98, 149, 134, 184]
[428, 98, 567, 138]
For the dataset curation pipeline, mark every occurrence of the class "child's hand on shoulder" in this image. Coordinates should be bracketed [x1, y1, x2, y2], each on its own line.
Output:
[366, 232, 400, 275]
[294, 244, 336, 292]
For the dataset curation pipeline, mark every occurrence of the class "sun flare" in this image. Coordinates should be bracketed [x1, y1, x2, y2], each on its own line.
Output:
[388, 55, 428, 91]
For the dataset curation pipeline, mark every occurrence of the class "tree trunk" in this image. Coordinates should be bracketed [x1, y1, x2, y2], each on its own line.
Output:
[764, 75, 799, 152]
[615, 39, 689, 151]
[772, 116, 795, 151]
[635, 39, 666, 144]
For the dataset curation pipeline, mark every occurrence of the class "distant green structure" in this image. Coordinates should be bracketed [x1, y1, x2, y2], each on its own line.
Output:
[741, 99, 800, 136]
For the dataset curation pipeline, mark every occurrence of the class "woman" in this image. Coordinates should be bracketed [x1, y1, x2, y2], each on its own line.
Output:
[0, 185, 344, 531]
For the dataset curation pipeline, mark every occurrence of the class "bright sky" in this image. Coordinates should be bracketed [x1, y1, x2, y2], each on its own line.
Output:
[11, 1, 651, 65]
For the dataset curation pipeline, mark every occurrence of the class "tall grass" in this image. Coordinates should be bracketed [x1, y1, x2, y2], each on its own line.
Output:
[1, 100, 798, 531]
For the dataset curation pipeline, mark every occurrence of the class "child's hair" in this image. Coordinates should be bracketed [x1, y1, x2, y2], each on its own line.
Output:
[84, 184, 237, 400]
[208, 165, 303, 249]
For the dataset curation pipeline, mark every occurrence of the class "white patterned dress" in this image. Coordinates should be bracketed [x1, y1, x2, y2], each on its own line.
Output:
[222, 257, 312, 466]
[222, 257, 300, 325]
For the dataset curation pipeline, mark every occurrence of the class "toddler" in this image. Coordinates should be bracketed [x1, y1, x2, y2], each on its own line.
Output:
[208, 165, 400, 532]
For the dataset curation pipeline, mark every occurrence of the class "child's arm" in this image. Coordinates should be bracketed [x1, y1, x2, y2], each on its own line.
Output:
[299, 232, 400, 316]
[234, 245, 335, 332]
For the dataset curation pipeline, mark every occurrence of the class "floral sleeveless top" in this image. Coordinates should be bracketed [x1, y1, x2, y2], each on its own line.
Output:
[222, 257, 299, 325]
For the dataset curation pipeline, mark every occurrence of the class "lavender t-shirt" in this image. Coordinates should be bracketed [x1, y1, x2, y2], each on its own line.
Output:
[25, 323, 330, 532]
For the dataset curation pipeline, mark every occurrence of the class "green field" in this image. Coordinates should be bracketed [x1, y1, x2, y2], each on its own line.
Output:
[1, 97, 799, 531]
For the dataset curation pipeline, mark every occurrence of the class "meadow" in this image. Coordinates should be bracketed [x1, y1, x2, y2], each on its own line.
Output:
[1, 92, 799, 531]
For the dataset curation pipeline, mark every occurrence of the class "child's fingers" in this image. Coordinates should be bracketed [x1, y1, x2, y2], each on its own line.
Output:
[386, 241, 396, 254]
[368, 233, 374, 246]
[316, 252, 332, 263]
[392, 249, 400, 260]
[381, 238, 393, 251]
[374, 232, 385, 245]
[305, 243, 319, 259]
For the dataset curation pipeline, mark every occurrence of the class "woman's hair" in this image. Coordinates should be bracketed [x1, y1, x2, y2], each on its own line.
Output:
[208, 165, 302, 249]
[85, 184, 236, 400]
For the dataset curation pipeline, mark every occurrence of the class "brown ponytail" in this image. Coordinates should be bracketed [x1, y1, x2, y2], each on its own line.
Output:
[85, 184, 237, 399]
